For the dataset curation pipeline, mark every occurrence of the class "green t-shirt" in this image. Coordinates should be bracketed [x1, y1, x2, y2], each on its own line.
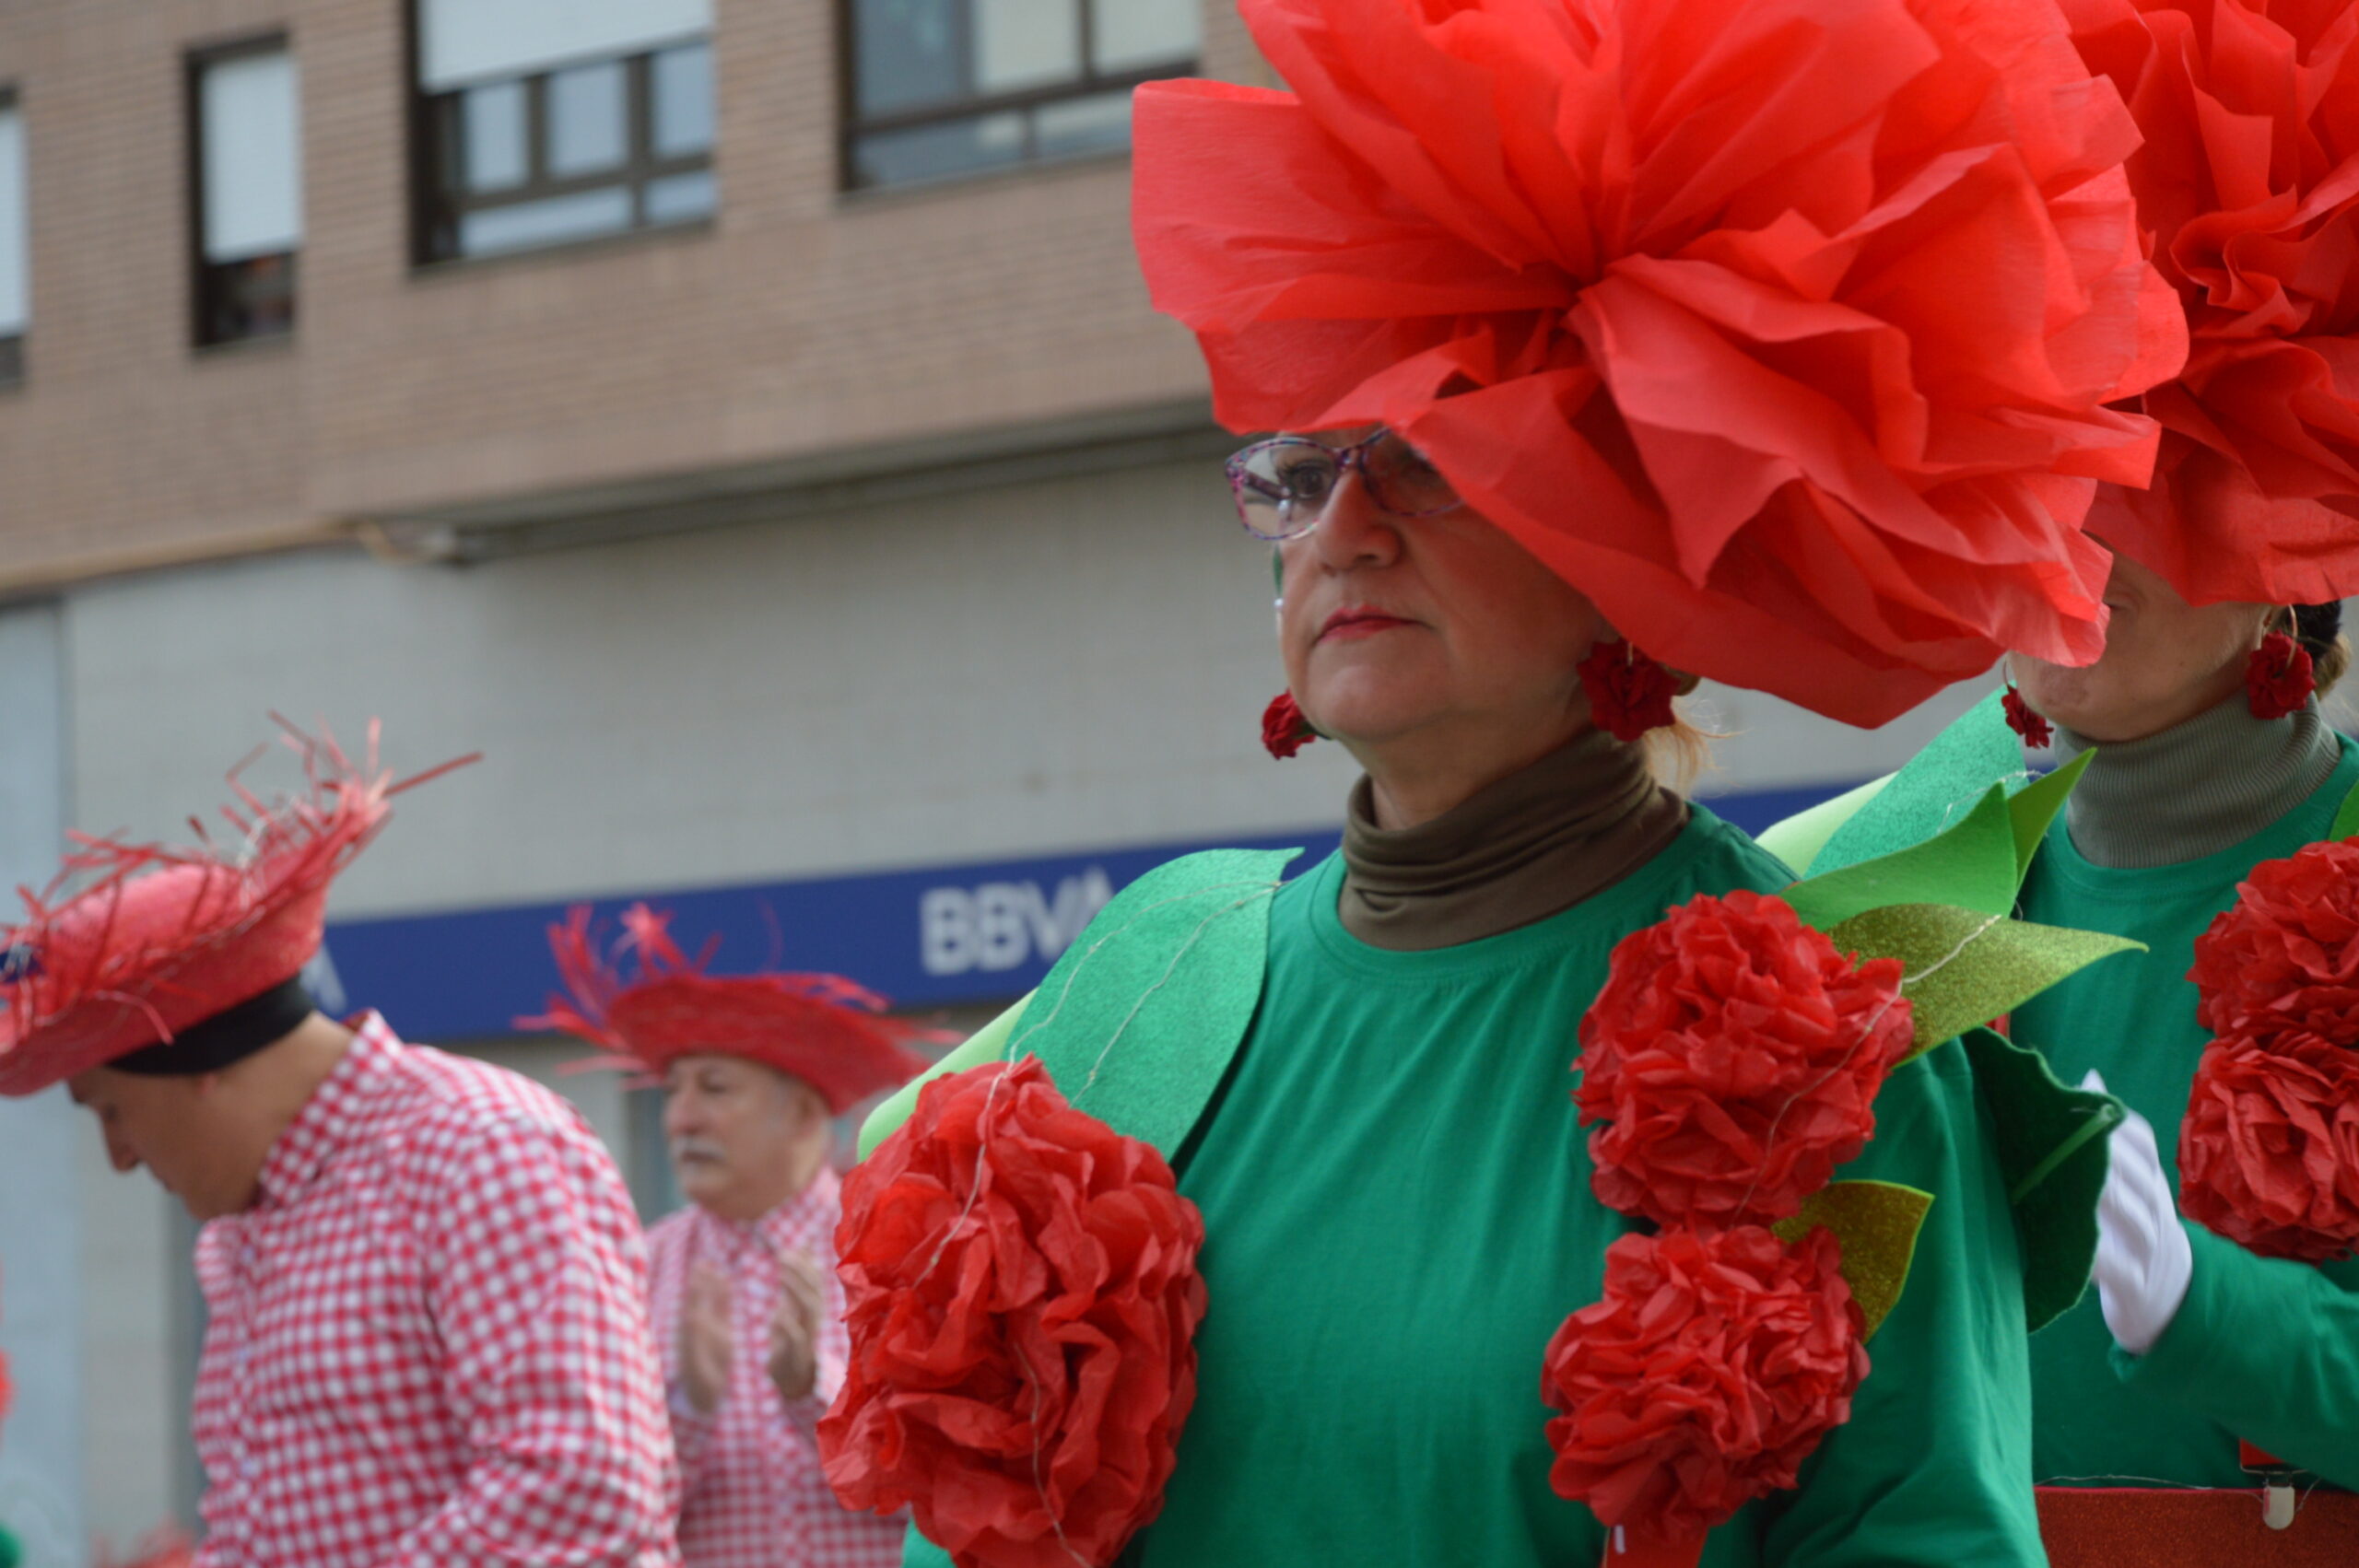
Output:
[2015, 735, 2359, 1492]
[988, 807, 2037, 1568]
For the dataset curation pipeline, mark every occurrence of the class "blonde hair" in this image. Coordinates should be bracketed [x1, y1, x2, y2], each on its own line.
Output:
[1643, 698, 1722, 796]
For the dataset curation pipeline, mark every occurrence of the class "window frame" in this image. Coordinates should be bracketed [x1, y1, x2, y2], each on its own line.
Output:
[836, 0, 1200, 193]
[184, 31, 301, 352]
[403, 3, 718, 268]
[0, 83, 22, 387]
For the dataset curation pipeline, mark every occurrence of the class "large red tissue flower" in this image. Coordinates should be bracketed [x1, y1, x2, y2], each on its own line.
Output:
[820, 1058, 1208, 1568]
[2179, 1029, 2359, 1261]
[2188, 839, 2359, 1042]
[1542, 1225, 1869, 1539]
[1577, 890, 1915, 1230]
[1134, 0, 2184, 728]
[2068, 0, 2359, 605]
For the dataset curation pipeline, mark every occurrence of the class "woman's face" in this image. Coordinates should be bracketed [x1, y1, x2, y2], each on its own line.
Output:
[2013, 548, 2273, 743]
[1276, 429, 1610, 757]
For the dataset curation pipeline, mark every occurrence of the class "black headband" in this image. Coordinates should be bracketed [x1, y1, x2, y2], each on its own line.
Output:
[110, 975, 317, 1078]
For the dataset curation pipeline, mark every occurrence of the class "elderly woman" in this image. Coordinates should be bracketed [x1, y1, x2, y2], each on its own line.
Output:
[824, 1, 2185, 1564]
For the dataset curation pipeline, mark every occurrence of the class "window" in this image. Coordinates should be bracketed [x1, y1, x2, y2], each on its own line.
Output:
[412, 0, 718, 263]
[845, 0, 1200, 190]
[190, 41, 302, 347]
[0, 90, 26, 384]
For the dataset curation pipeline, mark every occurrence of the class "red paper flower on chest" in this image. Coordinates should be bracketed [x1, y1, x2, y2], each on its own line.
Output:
[2180, 840, 2359, 1261]
[1576, 890, 1914, 1232]
[1541, 1225, 1869, 1539]
[820, 1057, 1207, 1568]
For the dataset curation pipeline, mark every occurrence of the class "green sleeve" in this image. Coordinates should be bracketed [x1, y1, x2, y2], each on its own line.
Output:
[2115, 1224, 2359, 1489]
[900, 1526, 953, 1567]
[1759, 1041, 2043, 1567]
[856, 995, 1033, 1161]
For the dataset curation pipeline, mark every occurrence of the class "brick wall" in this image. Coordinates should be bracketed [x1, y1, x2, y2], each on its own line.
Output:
[0, 0, 1267, 590]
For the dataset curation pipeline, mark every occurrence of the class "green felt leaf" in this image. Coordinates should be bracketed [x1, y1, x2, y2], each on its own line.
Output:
[1810, 689, 2023, 875]
[1829, 904, 2144, 1061]
[1010, 847, 1297, 1159]
[2332, 777, 2359, 843]
[1961, 1026, 2125, 1331]
[1785, 783, 2018, 933]
[1772, 1179, 1934, 1340]
[2009, 749, 2092, 885]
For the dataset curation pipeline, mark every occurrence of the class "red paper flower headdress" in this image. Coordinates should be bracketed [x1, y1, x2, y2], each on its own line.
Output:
[521, 903, 935, 1114]
[2067, 0, 2359, 605]
[1133, 0, 2184, 727]
[0, 720, 468, 1098]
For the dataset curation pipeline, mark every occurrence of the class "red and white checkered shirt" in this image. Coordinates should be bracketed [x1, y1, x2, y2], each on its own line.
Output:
[190, 1014, 681, 1568]
[647, 1167, 903, 1568]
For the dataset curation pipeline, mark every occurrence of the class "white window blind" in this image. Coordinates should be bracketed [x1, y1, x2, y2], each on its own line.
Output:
[200, 51, 302, 263]
[419, 0, 712, 91]
[1092, 0, 1200, 73]
[0, 102, 25, 336]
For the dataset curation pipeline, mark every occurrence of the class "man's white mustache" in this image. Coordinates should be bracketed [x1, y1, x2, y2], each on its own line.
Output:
[671, 1137, 726, 1164]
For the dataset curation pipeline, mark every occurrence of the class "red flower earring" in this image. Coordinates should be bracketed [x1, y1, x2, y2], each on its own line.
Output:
[1579, 639, 1680, 743]
[2001, 684, 2052, 748]
[1262, 693, 1318, 759]
[2247, 627, 2316, 720]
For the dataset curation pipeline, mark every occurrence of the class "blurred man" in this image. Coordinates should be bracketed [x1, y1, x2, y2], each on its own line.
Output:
[0, 727, 679, 1568]
[524, 903, 934, 1568]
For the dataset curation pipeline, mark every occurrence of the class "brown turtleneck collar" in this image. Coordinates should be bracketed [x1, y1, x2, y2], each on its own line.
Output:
[1338, 727, 1688, 951]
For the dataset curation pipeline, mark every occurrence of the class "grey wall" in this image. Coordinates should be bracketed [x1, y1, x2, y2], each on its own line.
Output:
[0, 601, 86, 1568]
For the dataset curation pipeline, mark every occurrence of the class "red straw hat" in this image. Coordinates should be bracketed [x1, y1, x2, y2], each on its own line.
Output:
[1131, 0, 2189, 727]
[520, 904, 937, 1115]
[2068, 0, 2359, 605]
[0, 720, 473, 1098]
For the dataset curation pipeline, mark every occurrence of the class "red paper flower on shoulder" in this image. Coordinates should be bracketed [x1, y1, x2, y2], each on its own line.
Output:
[2179, 1029, 2359, 1263]
[1576, 890, 1914, 1231]
[1541, 1225, 1869, 1539]
[820, 1057, 1208, 1568]
[2188, 839, 2359, 1042]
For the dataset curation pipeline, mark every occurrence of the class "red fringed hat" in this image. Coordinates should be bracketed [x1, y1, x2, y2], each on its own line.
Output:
[0, 721, 471, 1098]
[520, 904, 936, 1115]
[2068, 0, 2359, 606]
[1133, 0, 2189, 727]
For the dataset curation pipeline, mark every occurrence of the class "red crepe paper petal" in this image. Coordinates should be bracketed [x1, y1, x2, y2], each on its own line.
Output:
[0, 720, 467, 1096]
[2067, 0, 2359, 604]
[1260, 692, 1319, 758]
[518, 903, 942, 1115]
[1134, 0, 2179, 726]
[821, 1058, 1207, 1568]
[2182, 838, 2359, 1258]
[1576, 889, 1916, 1231]
[1542, 1225, 1870, 1539]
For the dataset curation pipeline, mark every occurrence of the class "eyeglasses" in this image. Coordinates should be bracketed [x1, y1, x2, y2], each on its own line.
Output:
[1225, 430, 1461, 541]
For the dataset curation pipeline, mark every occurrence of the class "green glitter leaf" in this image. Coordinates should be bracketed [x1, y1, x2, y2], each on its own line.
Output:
[1774, 1179, 1934, 1340]
[1830, 903, 2143, 1062]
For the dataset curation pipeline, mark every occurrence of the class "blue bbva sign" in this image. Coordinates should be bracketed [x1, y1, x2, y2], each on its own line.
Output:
[323, 784, 1839, 1043]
